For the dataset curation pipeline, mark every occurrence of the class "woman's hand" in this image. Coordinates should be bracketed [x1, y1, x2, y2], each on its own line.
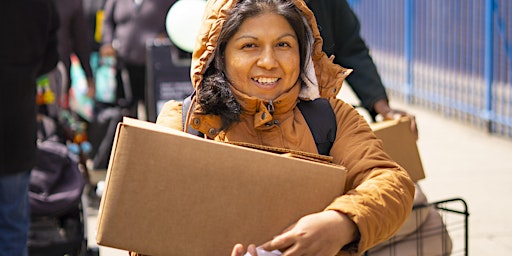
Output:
[374, 99, 418, 140]
[231, 244, 257, 256]
[258, 210, 358, 256]
[99, 44, 116, 57]
[86, 77, 96, 99]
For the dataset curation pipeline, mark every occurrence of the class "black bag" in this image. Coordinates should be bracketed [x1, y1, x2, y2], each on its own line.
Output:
[29, 139, 86, 217]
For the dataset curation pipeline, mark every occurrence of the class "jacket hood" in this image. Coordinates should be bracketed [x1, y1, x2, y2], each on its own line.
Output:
[190, 0, 352, 100]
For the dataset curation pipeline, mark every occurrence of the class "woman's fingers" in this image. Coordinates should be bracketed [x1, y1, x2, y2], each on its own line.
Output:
[261, 233, 294, 253]
[231, 244, 245, 256]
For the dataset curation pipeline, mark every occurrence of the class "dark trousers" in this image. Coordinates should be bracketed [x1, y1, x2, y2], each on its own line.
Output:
[125, 63, 146, 119]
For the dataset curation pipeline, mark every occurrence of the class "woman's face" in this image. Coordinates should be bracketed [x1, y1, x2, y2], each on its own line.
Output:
[224, 13, 300, 101]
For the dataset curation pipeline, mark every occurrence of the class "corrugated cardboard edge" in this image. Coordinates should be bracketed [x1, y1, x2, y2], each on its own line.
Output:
[228, 141, 334, 163]
[95, 121, 121, 246]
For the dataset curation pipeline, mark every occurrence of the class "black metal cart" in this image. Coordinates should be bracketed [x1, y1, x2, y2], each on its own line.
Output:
[365, 198, 469, 256]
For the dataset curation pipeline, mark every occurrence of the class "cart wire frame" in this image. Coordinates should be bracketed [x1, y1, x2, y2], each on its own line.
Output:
[364, 197, 469, 256]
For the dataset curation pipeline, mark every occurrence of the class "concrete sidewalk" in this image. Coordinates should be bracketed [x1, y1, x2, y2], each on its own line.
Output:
[394, 100, 512, 255]
[87, 86, 512, 255]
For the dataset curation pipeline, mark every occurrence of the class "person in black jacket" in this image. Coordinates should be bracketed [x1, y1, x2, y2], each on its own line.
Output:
[306, 0, 418, 138]
[0, 0, 59, 254]
[54, 0, 96, 103]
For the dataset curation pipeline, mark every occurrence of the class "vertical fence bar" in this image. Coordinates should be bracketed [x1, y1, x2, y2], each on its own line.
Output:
[440, 0, 447, 114]
[483, 0, 494, 132]
[404, 0, 413, 103]
[473, 1, 480, 121]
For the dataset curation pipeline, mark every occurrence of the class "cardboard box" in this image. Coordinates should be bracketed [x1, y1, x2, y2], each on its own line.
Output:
[370, 118, 425, 182]
[96, 117, 347, 256]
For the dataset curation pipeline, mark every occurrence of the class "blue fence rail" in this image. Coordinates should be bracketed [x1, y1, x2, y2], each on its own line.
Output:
[348, 0, 512, 138]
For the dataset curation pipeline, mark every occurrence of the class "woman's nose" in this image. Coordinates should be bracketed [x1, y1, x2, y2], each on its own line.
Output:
[257, 47, 278, 70]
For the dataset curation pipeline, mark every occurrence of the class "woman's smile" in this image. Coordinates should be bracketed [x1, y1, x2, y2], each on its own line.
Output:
[252, 77, 280, 89]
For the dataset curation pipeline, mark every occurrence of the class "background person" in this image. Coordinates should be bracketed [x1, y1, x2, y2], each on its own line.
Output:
[154, 0, 415, 255]
[54, 0, 96, 105]
[99, 0, 177, 119]
[306, 0, 418, 139]
[0, 0, 60, 254]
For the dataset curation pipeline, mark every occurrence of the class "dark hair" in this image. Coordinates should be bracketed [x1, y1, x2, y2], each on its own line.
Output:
[198, 0, 313, 130]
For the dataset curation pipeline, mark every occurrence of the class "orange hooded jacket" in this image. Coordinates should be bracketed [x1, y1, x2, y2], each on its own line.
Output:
[155, 0, 414, 255]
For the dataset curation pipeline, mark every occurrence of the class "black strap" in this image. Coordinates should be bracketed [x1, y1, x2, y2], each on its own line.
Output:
[182, 96, 337, 155]
[297, 99, 337, 156]
[182, 93, 203, 137]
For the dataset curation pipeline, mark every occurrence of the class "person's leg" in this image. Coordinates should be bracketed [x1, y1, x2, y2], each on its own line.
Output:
[125, 63, 147, 119]
[0, 170, 31, 256]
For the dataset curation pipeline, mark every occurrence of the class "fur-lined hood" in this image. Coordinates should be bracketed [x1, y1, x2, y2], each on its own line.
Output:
[190, 0, 352, 100]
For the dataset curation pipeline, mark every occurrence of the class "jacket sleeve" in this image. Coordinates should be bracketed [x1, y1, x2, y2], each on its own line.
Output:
[326, 98, 415, 255]
[311, 0, 388, 118]
[101, 0, 115, 45]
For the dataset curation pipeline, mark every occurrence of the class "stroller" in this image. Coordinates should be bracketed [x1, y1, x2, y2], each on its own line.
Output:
[29, 114, 97, 256]
[29, 63, 99, 256]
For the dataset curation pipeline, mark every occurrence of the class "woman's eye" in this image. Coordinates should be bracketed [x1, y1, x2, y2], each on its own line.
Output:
[277, 42, 291, 48]
[241, 43, 256, 49]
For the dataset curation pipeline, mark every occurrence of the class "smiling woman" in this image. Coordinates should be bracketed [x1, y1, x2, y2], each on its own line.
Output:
[224, 12, 300, 100]
[150, 0, 415, 255]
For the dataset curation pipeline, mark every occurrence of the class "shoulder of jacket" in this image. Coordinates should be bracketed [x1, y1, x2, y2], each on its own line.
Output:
[155, 100, 183, 131]
[327, 97, 367, 122]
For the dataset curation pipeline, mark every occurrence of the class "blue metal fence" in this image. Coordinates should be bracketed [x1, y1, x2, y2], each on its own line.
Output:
[348, 0, 512, 138]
